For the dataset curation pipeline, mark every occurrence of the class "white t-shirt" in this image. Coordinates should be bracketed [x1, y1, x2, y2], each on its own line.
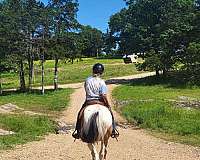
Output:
[84, 76, 107, 101]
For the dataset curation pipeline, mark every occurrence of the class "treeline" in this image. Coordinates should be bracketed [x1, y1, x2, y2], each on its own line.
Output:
[108, 0, 200, 83]
[0, 0, 105, 93]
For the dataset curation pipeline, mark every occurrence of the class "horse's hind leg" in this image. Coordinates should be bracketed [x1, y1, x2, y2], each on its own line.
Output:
[103, 128, 112, 160]
[103, 138, 108, 160]
[88, 143, 99, 160]
[99, 141, 105, 160]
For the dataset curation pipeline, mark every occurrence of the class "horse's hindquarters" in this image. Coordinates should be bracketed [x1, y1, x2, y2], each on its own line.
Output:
[81, 105, 112, 143]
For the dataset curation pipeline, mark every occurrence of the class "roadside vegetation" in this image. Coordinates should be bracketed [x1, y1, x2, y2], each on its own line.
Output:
[2, 58, 140, 89]
[0, 89, 72, 113]
[0, 88, 72, 149]
[0, 115, 54, 150]
[113, 75, 200, 146]
[1, 0, 200, 151]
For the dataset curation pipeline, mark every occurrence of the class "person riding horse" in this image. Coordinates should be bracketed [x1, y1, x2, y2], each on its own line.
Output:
[72, 63, 119, 139]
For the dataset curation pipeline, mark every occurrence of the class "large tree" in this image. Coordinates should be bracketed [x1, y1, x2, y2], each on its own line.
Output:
[49, 0, 79, 90]
[109, 0, 195, 76]
[80, 25, 104, 57]
[4, 0, 29, 91]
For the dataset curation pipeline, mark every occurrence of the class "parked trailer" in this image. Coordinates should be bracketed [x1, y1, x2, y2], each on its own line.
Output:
[123, 54, 138, 64]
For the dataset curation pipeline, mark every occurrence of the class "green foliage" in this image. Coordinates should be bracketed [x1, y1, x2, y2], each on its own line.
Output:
[185, 42, 200, 66]
[109, 0, 199, 76]
[180, 42, 200, 84]
[0, 115, 55, 149]
[79, 25, 104, 57]
[2, 59, 141, 89]
[0, 88, 72, 149]
[0, 89, 72, 112]
[0, 0, 80, 91]
[113, 77, 200, 145]
[113, 81, 200, 101]
[136, 50, 162, 73]
[102, 29, 117, 55]
[122, 101, 200, 136]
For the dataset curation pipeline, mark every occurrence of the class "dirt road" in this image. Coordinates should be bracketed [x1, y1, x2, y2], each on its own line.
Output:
[1, 72, 200, 160]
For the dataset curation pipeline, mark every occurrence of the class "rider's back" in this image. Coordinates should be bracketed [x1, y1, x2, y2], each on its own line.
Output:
[84, 76, 107, 101]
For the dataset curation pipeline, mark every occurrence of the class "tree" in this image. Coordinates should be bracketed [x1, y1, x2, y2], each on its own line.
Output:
[62, 32, 86, 63]
[4, 0, 29, 91]
[0, 0, 82, 93]
[185, 42, 200, 72]
[80, 25, 103, 57]
[102, 29, 117, 56]
[0, 2, 9, 94]
[109, 0, 195, 76]
[49, 0, 79, 90]
[25, 0, 42, 90]
[37, 3, 53, 94]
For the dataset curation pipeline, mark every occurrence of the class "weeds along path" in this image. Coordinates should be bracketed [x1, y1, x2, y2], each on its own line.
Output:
[1, 72, 200, 160]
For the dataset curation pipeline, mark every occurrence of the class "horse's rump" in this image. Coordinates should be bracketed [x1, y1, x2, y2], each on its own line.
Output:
[80, 104, 112, 143]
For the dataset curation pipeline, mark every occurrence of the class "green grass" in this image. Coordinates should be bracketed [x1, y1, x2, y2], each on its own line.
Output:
[112, 76, 200, 146]
[40, 58, 123, 68]
[0, 89, 73, 113]
[113, 85, 200, 101]
[2, 58, 141, 89]
[0, 114, 55, 150]
[122, 102, 200, 135]
[0, 89, 73, 149]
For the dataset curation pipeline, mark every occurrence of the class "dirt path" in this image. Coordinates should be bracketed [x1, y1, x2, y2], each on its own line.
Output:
[1, 72, 200, 160]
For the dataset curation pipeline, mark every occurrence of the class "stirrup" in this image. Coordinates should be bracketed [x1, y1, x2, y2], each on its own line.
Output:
[72, 130, 80, 139]
[111, 129, 119, 138]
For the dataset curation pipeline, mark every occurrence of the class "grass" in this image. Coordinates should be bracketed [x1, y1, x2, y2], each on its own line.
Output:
[41, 58, 123, 68]
[2, 58, 141, 89]
[0, 114, 55, 150]
[0, 88, 72, 149]
[112, 75, 200, 146]
[0, 89, 73, 113]
[113, 85, 200, 101]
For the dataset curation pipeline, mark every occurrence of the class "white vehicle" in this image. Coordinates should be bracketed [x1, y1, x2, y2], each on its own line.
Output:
[123, 54, 138, 63]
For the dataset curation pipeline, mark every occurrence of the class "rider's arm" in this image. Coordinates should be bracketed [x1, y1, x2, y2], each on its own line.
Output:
[99, 81, 111, 108]
[100, 94, 111, 109]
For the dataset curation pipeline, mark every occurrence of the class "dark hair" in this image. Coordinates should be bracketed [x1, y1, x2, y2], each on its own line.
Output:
[93, 63, 104, 75]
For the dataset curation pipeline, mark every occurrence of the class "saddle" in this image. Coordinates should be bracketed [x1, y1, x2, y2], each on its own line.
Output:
[72, 99, 119, 140]
[86, 100, 105, 106]
[78, 100, 107, 121]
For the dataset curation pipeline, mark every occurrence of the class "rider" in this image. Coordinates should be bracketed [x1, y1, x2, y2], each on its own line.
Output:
[72, 63, 119, 139]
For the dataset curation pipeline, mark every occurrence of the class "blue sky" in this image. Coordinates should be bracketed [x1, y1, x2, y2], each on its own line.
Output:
[77, 0, 126, 32]
[42, 0, 126, 32]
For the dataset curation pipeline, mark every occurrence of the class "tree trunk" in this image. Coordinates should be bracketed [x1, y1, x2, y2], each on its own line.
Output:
[142, 52, 145, 60]
[0, 71, 2, 95]
[54, 56, 58, 90]
[71, 57, 74, 64]
[28, 53, 34, 91]
[41, 53, 45, 95]
[156, 69, 159, 77]
[19, 60, 26, 92]
[163, 68, 167, 77]
[28, 32, 34, 91]
[96, 48, 99, 58]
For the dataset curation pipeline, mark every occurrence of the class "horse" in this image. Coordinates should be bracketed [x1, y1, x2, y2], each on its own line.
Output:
[80, 104, 113, 160]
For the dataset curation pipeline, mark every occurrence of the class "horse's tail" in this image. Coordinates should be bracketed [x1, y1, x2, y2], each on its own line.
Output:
[81, 112, 99, 143]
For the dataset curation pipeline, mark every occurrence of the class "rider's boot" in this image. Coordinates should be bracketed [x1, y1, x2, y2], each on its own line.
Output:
[72, 119, 81, 139]
[111, 127, 119, 138]
[110, 111, 119, 138]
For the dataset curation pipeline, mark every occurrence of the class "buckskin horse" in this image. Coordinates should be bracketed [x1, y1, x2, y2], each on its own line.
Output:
[80, 104, 113, 160]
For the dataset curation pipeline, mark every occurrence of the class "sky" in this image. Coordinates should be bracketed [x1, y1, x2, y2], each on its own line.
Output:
[77, 0, 126, 32]
[41, 0, 126, 33]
